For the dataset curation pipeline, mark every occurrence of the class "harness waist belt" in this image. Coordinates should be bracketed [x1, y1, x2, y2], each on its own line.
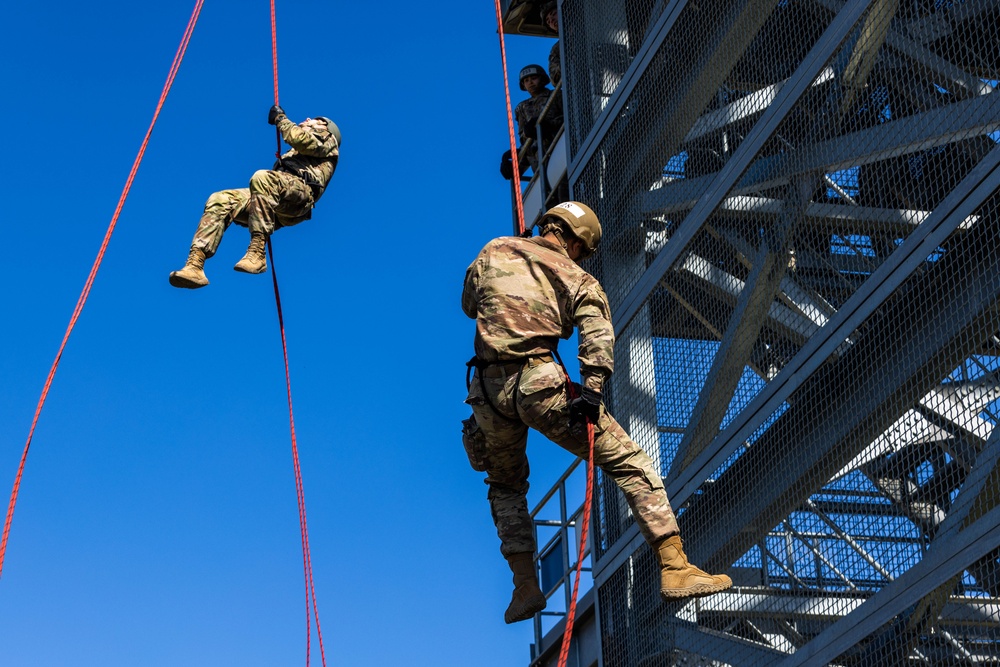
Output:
[480, 354, 554, 378]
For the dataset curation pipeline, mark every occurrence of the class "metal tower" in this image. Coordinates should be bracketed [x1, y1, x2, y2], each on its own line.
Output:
[499, 0, 1000, 665]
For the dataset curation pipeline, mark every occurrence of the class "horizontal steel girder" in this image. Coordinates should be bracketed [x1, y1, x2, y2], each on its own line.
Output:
[642, 92, 1000, 217]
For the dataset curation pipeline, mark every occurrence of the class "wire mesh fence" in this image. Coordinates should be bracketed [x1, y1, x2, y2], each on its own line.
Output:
[557, 0, 1000, 663]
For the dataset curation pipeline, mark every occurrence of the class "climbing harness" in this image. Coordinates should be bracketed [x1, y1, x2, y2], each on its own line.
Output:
[465, 348, 556, 422]
[0, 0, 206, 581]
[492, 0, 526, 236]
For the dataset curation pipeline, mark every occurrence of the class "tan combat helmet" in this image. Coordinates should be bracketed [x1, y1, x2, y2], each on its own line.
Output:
[316, 117, 341, 147]
[518, 64, 550, 91]
[543, 201, 602, 259]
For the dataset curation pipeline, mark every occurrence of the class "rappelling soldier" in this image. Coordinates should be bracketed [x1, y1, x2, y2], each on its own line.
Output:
[461, 202, 732, 624]
[168, 105, 340, 289]
[501, 64, 563, 179]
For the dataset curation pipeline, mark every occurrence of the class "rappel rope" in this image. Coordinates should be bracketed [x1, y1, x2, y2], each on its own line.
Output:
[490, 6, 595, 660]
[493, 0, 526, 236]
[555, 371, 595, 667]
[0, 0, 206, 582]
[268, 1, 328, 665]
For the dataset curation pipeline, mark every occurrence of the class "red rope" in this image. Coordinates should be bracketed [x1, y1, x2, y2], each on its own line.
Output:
[556, 380, 595, 667]
[492, 0, 526, 235]
[271, 0, 282, 159]
[268, 4, 326, 664]
[0, 0, 205, 582]
[266, 240, 328, 667]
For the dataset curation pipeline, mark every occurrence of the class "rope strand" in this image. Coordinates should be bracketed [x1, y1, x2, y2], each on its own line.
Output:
[492, 0, 526, 235]
[0, 0, 205, 581]
[268, 3, 326, 664]
[555, 376, 595, 667]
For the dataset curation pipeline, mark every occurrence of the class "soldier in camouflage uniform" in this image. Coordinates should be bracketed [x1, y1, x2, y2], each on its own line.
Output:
[513, 64, 563, 174]
[462, 202, 731, 624]
[168, 105, 340, 289]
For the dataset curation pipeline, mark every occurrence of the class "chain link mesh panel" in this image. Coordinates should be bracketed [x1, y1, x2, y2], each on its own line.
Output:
[555, 0, 1000, 663]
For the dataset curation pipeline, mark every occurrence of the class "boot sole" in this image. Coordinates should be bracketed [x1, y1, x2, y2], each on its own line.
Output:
[504, 594, 547, 624]
[168, 272, 208, 289]
[660, 580, 732, 601]
[233, 264, 267, 274]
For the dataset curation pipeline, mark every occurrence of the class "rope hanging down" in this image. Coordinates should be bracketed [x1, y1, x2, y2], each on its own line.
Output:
[556, 378, 595, 667]
[266, 241, 327, 667]
[0, 0, 206, 581]
[268, 4, 327, 666]
[493, 0, 526, 236]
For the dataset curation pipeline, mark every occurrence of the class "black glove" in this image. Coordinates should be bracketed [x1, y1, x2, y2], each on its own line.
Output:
[268, 105, 286, 125]
[500, 149, 514, 180]
[568, 385, 602, 425]
[522, 116, 538, 138]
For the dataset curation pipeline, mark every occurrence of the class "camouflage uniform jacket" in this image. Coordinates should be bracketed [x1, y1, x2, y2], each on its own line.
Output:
[462, 235, 613, 393]
[273, 116, 339, 202]
[549, 41, 561, 88]
[514, 89, 564, 149]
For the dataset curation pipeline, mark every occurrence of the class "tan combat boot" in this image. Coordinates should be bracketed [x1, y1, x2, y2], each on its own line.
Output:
[504, 552, 546, 624]
[168, 247, 209, 289]
[233, 232, 267, 274]
[656, 535, 732, 601]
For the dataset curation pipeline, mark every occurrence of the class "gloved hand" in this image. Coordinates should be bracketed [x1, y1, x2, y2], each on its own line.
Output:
[500, 149, 514, 180]
[568, 385, 602, 426]
[268, 105, 286, 125]
[522, 116, 538, 138]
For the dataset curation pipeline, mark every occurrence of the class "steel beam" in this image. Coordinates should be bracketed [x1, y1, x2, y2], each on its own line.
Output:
[612, 0, 874, 336]
[642, 92, 1000, 217]
[672, 180, 807, 477]
[815, 0, 995, 98]
[671, 620, 789, 666]
[668, 143, 1000, 529]
[678, 188, 1000, 573]
[779, 430, 1000, 665]
[567, 0, 778, 184]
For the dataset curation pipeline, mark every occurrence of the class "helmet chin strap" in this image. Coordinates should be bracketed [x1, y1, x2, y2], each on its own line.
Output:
[552, 228, 569, 251]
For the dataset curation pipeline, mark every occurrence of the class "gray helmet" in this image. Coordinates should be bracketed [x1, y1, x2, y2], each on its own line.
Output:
[543, 201, 602, 259]
[518, 64, 550, 91]
[316, 117, 341, 147]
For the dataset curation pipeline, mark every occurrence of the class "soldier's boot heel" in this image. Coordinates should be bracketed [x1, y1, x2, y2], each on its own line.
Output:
[169, 247, 210, 289]
[234, 232, 267, 274]
[657, 535, 732, 601]
[504, 552, 546, 624]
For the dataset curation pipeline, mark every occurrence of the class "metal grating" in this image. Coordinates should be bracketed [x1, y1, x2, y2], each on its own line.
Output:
[554, 0, 1000, 663]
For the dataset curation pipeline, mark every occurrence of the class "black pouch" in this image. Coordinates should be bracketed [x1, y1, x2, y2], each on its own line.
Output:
[461, 414, 490, 472]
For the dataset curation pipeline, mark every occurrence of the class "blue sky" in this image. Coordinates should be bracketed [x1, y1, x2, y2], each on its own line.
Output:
[0, 1, 578, 664]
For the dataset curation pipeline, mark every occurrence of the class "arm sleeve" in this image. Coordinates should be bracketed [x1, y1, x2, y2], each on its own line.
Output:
[514, 102, 529, 145]
[462, 255, 483, 319]
[277, 117, 328, 157]
[574, 279, 615, 392]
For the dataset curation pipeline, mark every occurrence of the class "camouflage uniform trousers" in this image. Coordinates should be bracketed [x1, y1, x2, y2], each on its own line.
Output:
[465, 358, 679, 557]
[191, 170, 314, 257]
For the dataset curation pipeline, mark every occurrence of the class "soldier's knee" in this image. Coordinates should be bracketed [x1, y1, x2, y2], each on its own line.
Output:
[205, 191, 231, 209]
[249, 169, 274, 190]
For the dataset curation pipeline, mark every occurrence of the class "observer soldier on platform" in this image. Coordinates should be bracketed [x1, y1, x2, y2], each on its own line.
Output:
[500, 64, 563, 180]
[461, 202, 732, 624]
[169, 105, 340, 289]
[540, 0, 560, 88]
